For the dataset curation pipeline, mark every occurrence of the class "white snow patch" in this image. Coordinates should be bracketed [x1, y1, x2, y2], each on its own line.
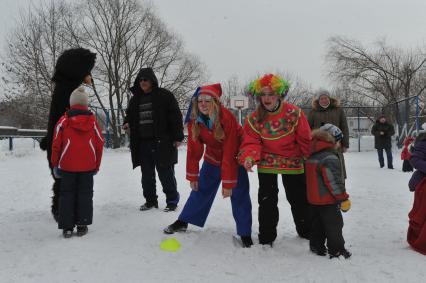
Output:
[0, 144, 424, 283]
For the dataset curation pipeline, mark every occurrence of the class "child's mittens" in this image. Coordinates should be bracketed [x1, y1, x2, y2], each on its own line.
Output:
[340, 199, 351, 213]
[53, 167, 62, 179]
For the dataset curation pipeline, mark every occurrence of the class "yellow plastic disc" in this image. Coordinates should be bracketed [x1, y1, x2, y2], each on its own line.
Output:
[160, 238, 181, 252]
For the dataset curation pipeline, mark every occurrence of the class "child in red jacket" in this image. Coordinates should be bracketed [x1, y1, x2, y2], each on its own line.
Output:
[401, 136, 415, 172]
[51, 86, 104, 238]
[305, 124, 351, 259]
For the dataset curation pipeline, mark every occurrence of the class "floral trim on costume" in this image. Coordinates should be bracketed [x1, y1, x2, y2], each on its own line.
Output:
[258, 153, 304, 174]
[247, 104, 301, 140]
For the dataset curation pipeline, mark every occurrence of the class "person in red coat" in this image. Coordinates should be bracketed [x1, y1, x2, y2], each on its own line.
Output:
[407, 131, 426, 255]
[164, 83, 253, 247]
[51, 86, 104, 238]
[239, 74, 312, 246]
[401, 136, 415, 172]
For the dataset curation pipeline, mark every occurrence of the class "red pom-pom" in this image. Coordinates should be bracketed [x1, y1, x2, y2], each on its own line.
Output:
[259, 74, 273, 86]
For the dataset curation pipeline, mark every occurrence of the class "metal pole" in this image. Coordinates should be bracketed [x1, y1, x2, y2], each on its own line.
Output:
[9, 137, 13, 151]
[357, 107, 361, 152]
[106, 110, 110, 148]
[238, 108, 242, 125]
[416, 95, 420, 133]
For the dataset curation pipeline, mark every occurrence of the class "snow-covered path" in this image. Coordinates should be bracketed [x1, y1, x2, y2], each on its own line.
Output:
[0, 144, 424, 283]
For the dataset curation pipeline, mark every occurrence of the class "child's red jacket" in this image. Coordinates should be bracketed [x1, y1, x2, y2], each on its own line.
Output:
[401, 136, 415, 161]
[51, 105, 104, 172]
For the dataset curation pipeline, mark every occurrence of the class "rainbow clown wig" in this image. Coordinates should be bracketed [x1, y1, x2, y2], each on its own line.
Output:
[248, 74, 290, 97]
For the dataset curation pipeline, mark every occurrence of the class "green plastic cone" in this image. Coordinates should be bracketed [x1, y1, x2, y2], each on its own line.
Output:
[160, 238, 181, 252]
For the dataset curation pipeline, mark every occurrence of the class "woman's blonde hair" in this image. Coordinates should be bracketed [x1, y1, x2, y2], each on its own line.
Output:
[191, 96, 225, 141]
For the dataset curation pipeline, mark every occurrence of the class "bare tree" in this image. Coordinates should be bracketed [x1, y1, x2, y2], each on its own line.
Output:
[68, 0, 205, 147]
[1, 0, 73, 128]
[1, 0, 206, 146]
[326, 36, 426, 136]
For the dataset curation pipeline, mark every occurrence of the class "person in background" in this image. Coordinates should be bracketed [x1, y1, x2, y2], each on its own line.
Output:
[371, 115, 395, 169]
[123, 67, 184, 212]
[308, 89, 350, 179]
[308, 90, 350, 152]
[401, 135, 415, 172]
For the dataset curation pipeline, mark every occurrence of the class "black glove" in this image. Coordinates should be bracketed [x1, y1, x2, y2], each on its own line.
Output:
[39, 136, 48, 151]
[53, 167, 62, 179]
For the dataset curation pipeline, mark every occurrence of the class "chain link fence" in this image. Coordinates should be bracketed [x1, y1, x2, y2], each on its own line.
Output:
[302, 95, 422, 152]
[91, 95, 422, 150]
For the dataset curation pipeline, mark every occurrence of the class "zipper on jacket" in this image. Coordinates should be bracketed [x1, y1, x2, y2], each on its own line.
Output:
[58, 139, 71, 169]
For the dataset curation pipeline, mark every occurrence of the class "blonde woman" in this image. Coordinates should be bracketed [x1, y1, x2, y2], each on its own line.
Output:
[164, 83, 253, 247]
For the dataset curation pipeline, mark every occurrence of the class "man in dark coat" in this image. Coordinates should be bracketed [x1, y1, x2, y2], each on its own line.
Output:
[123, 67, 184, 212]
[371, 115, 395, 169]
[40, 48, 96, 221]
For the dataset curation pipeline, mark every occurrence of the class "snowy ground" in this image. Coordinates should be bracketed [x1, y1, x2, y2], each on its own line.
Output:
[0, 139, 425, 283]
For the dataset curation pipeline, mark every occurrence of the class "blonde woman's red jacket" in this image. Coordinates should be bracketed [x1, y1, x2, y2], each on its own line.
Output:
[238, 102, 311, 174]
[186, 106, 243, 189]
[51, 105, 105, 172]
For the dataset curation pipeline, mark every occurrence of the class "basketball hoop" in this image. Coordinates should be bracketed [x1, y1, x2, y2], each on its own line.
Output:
[230, 96, 249, 125]
[230, 96, 249, 110]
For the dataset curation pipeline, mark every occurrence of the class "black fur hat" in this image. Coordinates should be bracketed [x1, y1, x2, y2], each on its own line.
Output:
[52, 48, 96, 83]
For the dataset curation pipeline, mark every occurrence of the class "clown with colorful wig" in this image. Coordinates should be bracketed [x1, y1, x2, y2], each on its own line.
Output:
[239, 74, 312, 246]
[164, 83, 253, 247]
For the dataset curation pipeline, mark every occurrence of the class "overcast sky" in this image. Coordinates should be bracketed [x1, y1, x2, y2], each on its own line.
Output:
[1, 0, 426, 89]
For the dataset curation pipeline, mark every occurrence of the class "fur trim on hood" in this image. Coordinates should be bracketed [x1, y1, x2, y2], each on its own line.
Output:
[311, 97, 340, 110]
[311, 129, 336, 144]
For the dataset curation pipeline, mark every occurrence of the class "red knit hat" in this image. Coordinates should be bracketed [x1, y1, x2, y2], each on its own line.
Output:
[198, 83, 222, 98]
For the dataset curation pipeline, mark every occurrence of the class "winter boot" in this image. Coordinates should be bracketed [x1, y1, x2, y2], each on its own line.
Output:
[310, 245, 327, 256]
[76, 225, 88, 237]
[164, 204, 177, 212]
[329, 249, 352, 259]
[62, 229, 73, 238]
[241, 236, 253, 248]
[139, 202, 158, 211]
[164, 220, 188, 234]
[51, 180, 61, 222]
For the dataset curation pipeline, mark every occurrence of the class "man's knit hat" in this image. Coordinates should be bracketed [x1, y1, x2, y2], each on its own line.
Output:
[70, 85, 89, 106]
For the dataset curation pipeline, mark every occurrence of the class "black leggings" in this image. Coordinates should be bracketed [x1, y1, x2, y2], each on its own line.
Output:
[257, 173, 311, 244]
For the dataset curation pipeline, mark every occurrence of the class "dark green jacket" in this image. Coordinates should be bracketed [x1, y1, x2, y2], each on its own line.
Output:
[308, 98, 350, 149]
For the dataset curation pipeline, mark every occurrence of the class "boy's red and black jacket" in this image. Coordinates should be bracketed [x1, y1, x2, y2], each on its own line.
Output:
[305, 129, 349, 205]
[51, 105, 104, 172]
